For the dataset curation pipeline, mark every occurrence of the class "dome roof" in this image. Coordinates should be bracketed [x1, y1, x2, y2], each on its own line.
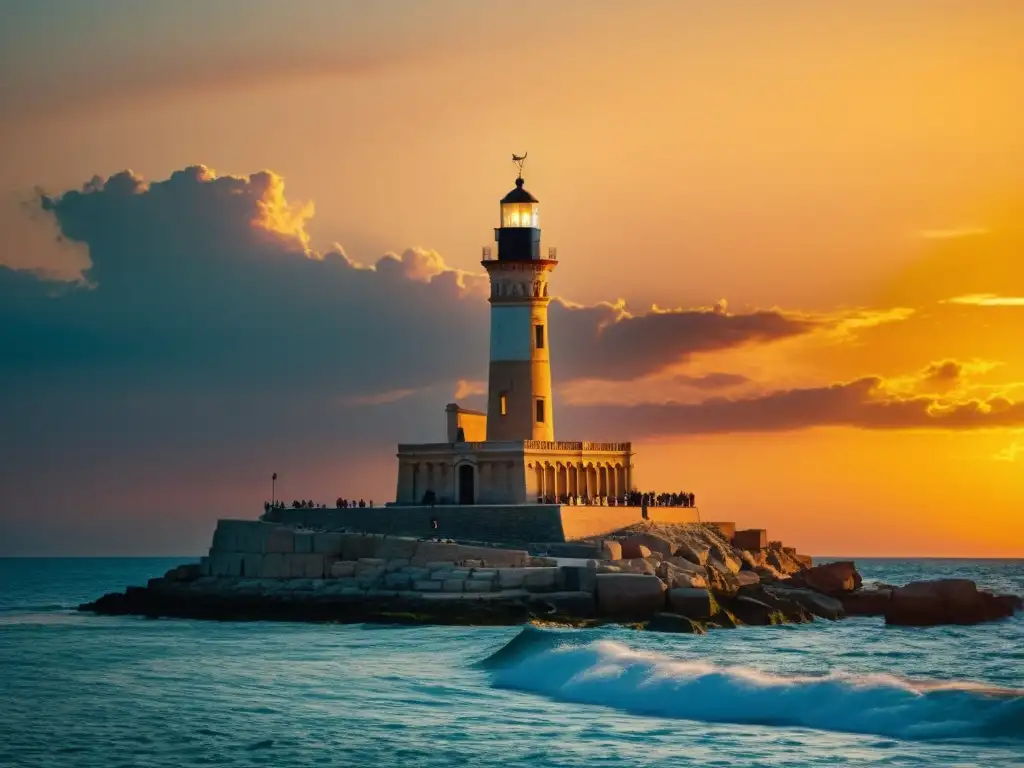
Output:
[500, 177, 538, 204]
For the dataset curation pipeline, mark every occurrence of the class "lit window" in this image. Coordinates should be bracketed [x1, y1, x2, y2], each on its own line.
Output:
[535, 324, 544, 349]
[536, 398, 545, 423]
[499, 392, 507, 416]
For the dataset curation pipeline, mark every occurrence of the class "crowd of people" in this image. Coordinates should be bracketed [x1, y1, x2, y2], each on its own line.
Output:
[263, 498, 374, 511]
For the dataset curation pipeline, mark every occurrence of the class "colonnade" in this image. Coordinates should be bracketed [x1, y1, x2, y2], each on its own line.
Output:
[528, 460, 631, 503]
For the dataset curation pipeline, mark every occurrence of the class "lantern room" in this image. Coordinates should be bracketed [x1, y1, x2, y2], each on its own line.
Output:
[500, 178, 539, 228]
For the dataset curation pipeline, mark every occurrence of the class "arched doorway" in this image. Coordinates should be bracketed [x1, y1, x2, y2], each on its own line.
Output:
[458, 464, 475, 505]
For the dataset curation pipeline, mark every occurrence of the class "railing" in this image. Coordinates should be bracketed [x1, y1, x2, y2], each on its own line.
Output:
[524, 440, 632, 452]
[480, 246, 558, 262]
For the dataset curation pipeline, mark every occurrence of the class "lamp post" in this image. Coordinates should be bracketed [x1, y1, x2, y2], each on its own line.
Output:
[272, 472, 277, 507]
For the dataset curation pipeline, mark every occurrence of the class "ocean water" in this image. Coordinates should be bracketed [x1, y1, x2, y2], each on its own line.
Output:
[0, 558, 1021, 767]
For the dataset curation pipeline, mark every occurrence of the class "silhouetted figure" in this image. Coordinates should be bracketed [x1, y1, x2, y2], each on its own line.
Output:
[689, 492, 695, 507]
[430, 516, 439, 531]
[358, 499, 366, 508]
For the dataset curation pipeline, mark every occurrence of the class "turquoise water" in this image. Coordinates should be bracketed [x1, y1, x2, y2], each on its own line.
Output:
[1, 558, 1021, 767]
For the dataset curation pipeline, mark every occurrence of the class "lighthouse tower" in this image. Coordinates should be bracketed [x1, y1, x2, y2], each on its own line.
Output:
[482, 165, 557, 442]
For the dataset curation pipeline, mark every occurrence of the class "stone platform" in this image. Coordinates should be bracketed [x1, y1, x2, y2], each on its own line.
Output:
[262, 504, 701, 544]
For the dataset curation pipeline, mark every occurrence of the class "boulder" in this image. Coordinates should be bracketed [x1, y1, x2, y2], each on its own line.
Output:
[662, 556, 707, 577]
[739, 550, 767, 570]
[790, 561, 862, 595]
[621, 533, 675, 558]
[734, 571, 760, 588]
[656, 561, 707, 589]
[704, 567, 741, 597]
[673, 541, 710, 566]
[839, 588, 892, 616]
[730, 596, 786, 626]
[885, 579, 1019, 626]
[523, 568, 559, 592]
[595, 574, 667, 618]
[375, 538, 420, 561]
[620, 542, 653, 560]
[707, 522, 737, 540]
[754, 565, 787, 583]
[772, 587, 845, 620]
[732, 529, 767, 552]
[793, 554, 813, 569]
[709, 546, 743, 574]
[600, 540, 623, 561]
[765, 547, 803, 575]
[668, 587, 716, 619]
[558, 566, 597, 593]
[646, 613, 706, 634]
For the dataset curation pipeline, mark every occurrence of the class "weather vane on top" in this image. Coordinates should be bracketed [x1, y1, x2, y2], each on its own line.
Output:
[511, 152, 528, 179]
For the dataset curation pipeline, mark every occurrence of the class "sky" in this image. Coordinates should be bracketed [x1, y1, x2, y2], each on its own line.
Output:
[1, 0, 1022, 557]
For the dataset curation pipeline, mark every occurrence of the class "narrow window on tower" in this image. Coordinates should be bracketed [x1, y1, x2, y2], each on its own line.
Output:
[536, 398, 545, 423]
[499, 392, 508, 416]
[535, 324, 545, 349]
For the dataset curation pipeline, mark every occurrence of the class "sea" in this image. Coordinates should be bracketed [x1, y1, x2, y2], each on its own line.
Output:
[0, 558, 1021, 767]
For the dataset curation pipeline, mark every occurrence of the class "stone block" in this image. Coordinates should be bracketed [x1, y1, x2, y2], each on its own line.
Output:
[468, 569, 496, 580]
[265, 527, 295, 554]
[463, 559, 486, 568]
[498, 568, 528, 589]
[329, 560, 356, 578]
[414, 580, 443, 592]
[596, 574, 667, 617]
[293, 531, 315, 554]
[374, 537, 420, 561]
[523, 568, 559, 592]
[240, 553, 263, 579]
[411, 542, 462, 565]
[465, 579, 494, 593]
[340, 534, 380, 561]
[355, 564, 385, 579]
[212, 519, 269, 553]
[732, 529, 768, 552]
[383, 573, 412, 590]
[385, 558, 410, 572]
[668, 587, 715, 619]
[209, 552, 244, 577]
[454, 545, 529, 567]
[707, 522, 737, 540]
[358, 557, 386, 567]
[620, 542, 652, 560]
[442, 579, 465, 593]
[447, 569, 471, 580]
[601, 540, 623, 561]
[529, 557, 559, 567]
[424, 561, 457, 571]
[401, 566, 430, 579]
[261, 553, 288, 578]
[622, 533, 674, 558]
[290, 554, 327, 579]
[734, 571, 761, 588]
[558, 566, 597, 594]
[313, 532, 344, 555]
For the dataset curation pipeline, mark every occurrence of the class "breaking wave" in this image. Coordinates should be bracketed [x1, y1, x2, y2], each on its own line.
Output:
[482, 627, 1024, 741]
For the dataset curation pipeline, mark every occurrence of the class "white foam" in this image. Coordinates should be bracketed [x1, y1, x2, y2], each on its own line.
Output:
[488, 635, 1024, 741]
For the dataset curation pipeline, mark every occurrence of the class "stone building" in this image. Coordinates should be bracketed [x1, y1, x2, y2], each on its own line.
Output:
[395, 166, 635, 505]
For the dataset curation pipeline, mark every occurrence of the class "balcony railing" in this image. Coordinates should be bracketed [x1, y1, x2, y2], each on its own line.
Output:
[481, 246, 558, 262]
[525, 440, 632, 453]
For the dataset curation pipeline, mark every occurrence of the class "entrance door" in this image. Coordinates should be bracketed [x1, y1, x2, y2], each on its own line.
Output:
[458, 464, 475, 505]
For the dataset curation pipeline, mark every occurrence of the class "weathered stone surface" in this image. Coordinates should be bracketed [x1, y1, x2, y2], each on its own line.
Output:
[734, 571, 761, 588]
[621, 533, 674, 558]
[773, 587, 845, 620]
[340, 535, 379, 561]
[383, 573, 412, 590]
[730, 596, 785, 625]
[374, 538, 420, 561]
[885, 579, 1019, 626]
[646, 613, 706, 634]
[385, 559, 410, 572]
[601, 540, 623, 561]
[498, 569, 527, 589]
[442, 579, 465, 593]
[620, 541, 653, 560]
[293, 532, 315, 554]
[290, 554, 327, 579]
[465, 579, 495, 593]
[765, 547, 804, 576]
[209, 552, 244, 577]
[754, 565, 787, 583]
[732, 529, 767, 552]
[558, 566, 597, 593]
[613, 558, 657, 575]
[709, 546, 743, 575]
[674, 542, 710, 566]
[839, 588, 892, 616]
[790, 561, 862, 595]
[656, 561, 708, 589]
[264, 528, 295, 554]
[668, 587, 715, 619]
[595, 574, 667, 618]
[706, 522, 737, 540]
[313, 532, 344, 555]
[413, 580, 443, 592]
[261, 553, 288, 578]
[793, 554, 813, 569]
[523, 568, 559, 592]
[529, 557, 559, 567]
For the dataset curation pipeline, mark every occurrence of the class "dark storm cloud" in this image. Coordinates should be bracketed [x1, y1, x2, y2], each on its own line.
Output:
[1, 165, 816, 396]
[560, 377, 1024, 439]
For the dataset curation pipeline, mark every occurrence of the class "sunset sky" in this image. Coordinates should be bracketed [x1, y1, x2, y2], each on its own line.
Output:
[2, 0, 1022, 557]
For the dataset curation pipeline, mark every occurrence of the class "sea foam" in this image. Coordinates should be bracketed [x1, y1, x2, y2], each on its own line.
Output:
[482, 627, 1024, 741]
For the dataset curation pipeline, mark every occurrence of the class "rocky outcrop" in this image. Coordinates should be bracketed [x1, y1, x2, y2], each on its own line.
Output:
[885, 579, 1020, 627]
[790, 561, 862, 594]
[595, 573, 667, 618]
[839, 587, 892, 616]
[645, 613, 706, 634]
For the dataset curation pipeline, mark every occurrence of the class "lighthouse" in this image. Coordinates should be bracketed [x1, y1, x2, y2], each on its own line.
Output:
[482, 167, 557, 442]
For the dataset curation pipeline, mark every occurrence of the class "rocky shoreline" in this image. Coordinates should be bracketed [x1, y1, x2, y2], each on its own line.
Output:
[81, 521, 1022, 632]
